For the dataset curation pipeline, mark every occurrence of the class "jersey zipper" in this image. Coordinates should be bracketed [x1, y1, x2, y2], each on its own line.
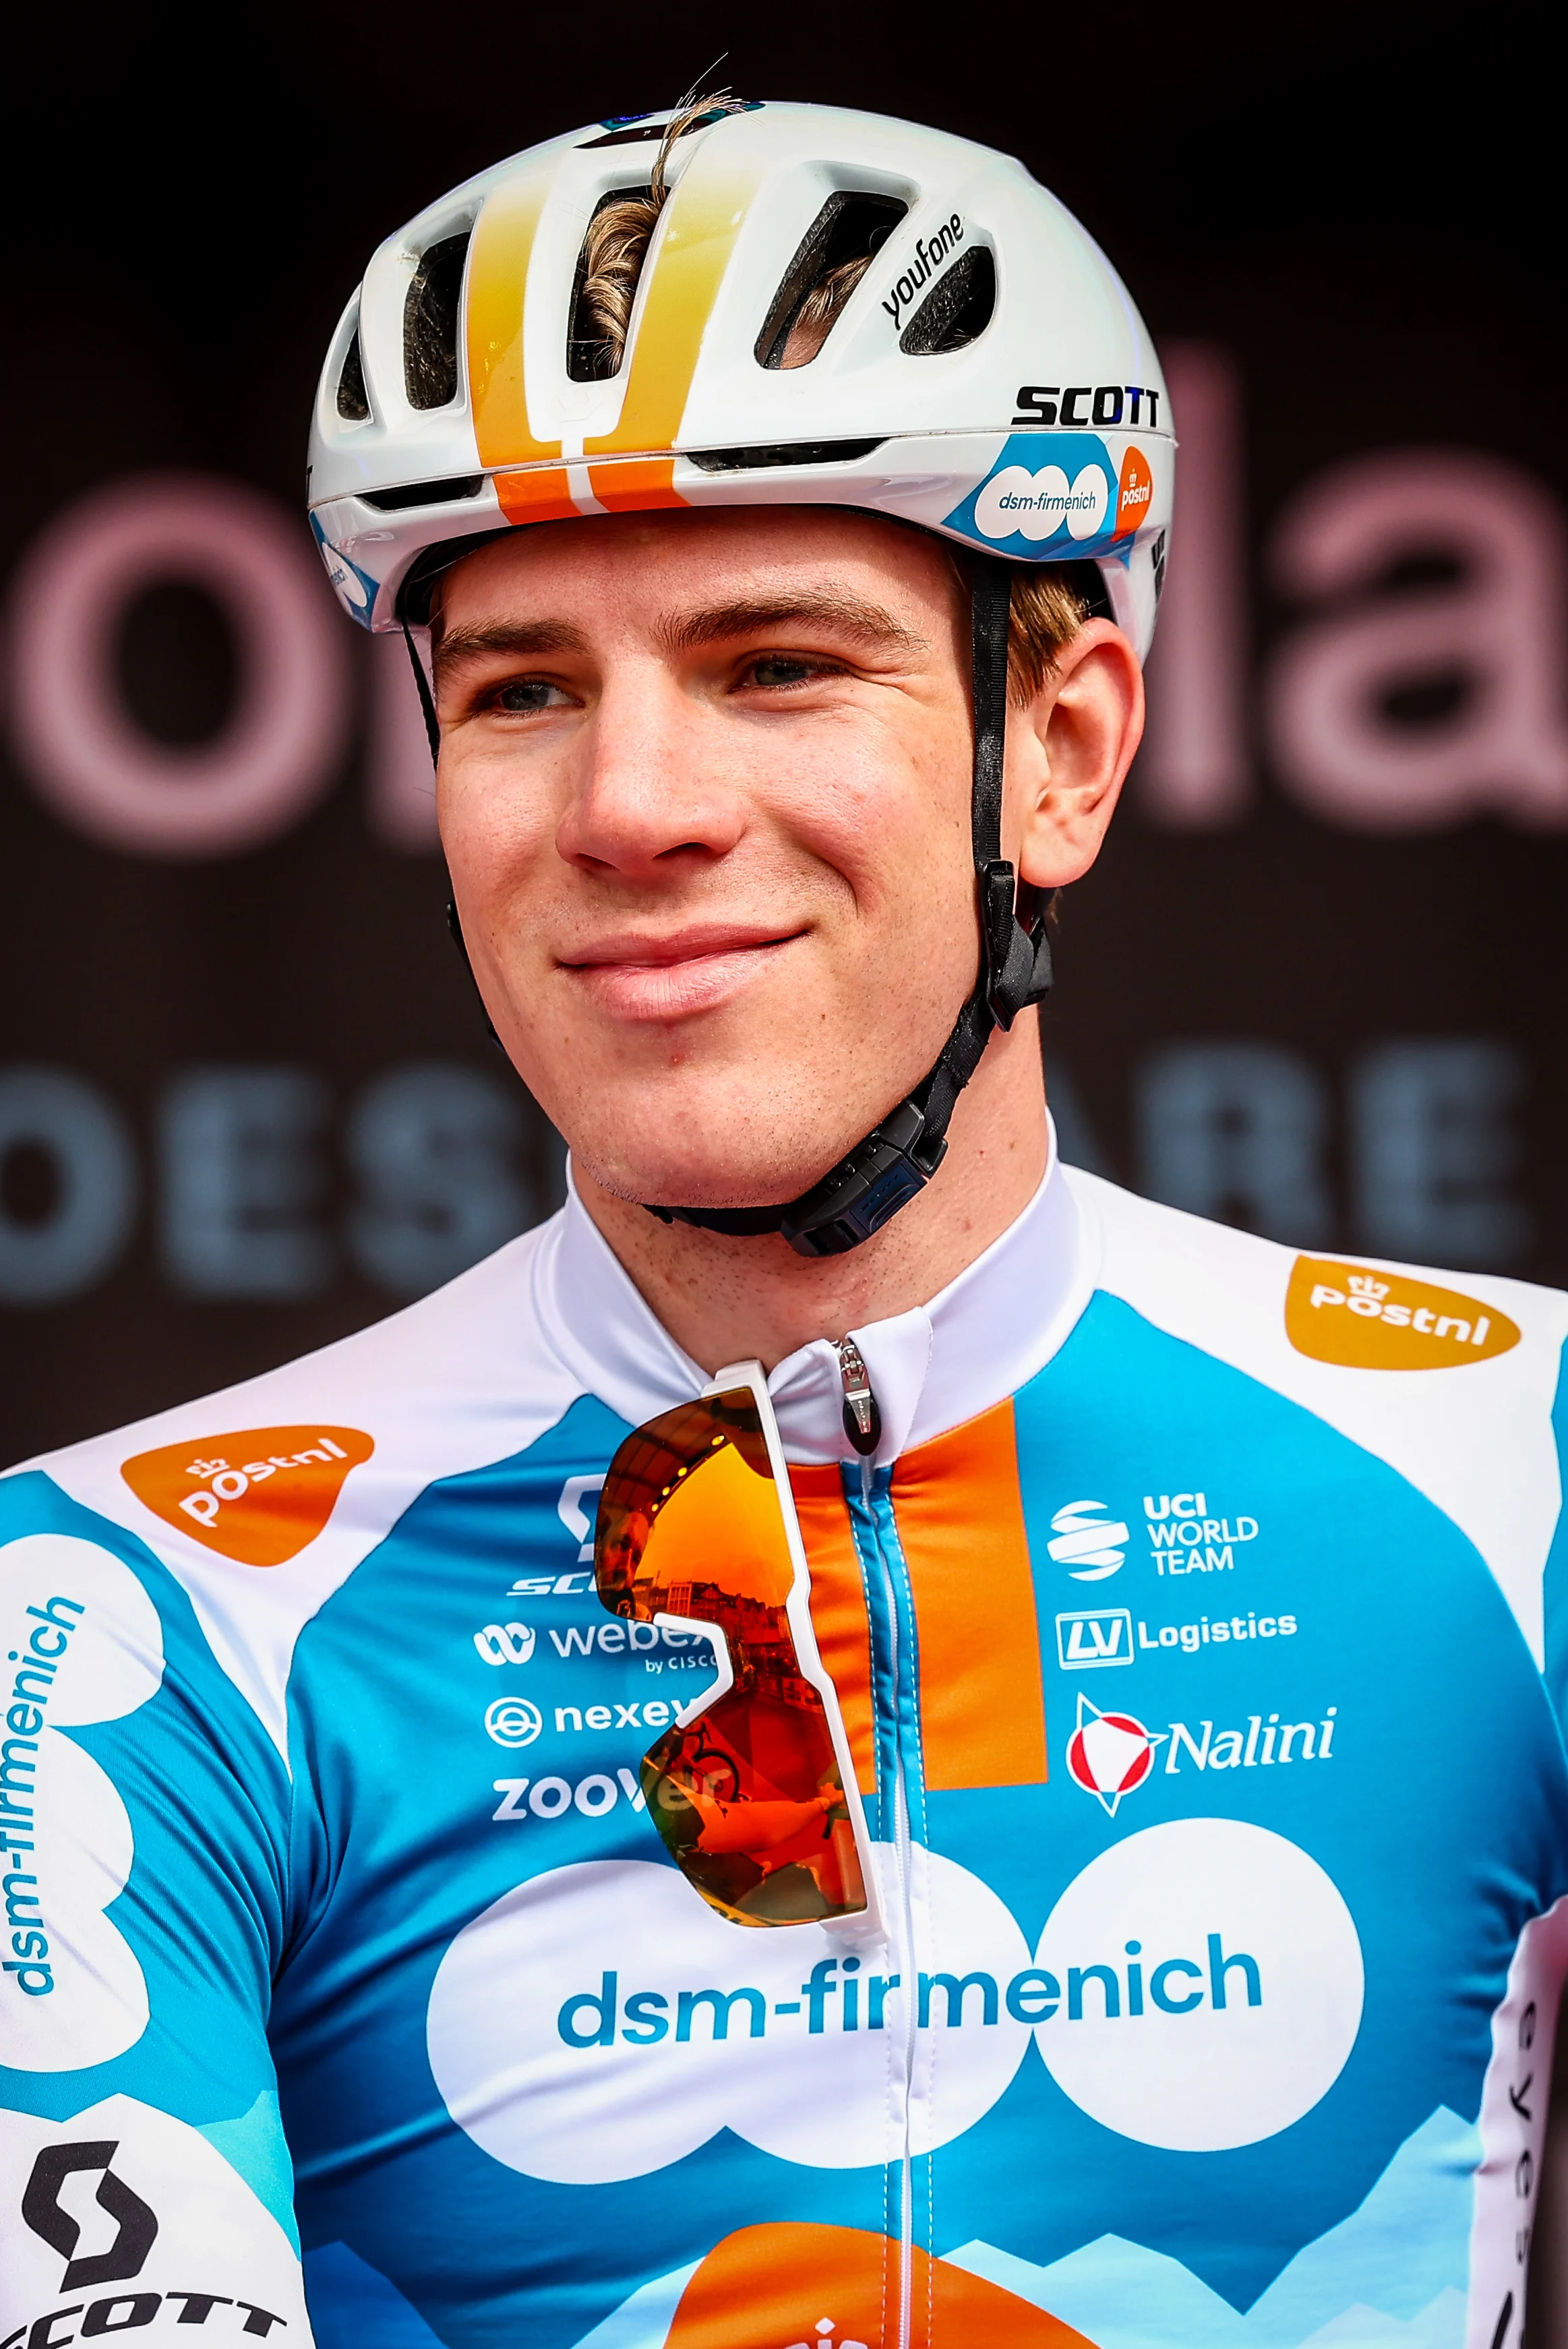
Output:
[839, 1344, 924, 2349]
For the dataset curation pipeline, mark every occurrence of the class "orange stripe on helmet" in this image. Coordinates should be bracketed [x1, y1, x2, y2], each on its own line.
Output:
[493, 467, 580, 526]
[467, 167, 578, 506]
[586, 156, 760, 504]
[588, 456, 684, 512]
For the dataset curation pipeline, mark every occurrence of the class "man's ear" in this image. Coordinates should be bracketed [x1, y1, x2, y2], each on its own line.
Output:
[1011, 620, 1145, 889]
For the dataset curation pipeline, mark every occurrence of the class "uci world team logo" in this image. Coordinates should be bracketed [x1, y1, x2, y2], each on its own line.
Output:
[1046, 1499, 1129, 1580]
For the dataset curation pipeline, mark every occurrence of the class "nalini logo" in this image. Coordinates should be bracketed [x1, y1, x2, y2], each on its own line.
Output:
[1048, 1499, 1130, 1580]
[1285, 1257, 1520, 1369]
[1066, 1692, 1166, 1814]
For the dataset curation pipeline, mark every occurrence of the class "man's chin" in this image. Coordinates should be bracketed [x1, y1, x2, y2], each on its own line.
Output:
[568, 1131, 851, 1218]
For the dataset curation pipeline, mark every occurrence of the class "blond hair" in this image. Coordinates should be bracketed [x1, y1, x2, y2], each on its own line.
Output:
[575, 92, 746, 370]
[562, 94, 1092, 692]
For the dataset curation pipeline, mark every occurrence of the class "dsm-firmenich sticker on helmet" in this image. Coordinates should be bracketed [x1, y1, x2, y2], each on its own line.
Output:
[944, 432, 1154, 564]
[310, 514, 380, 629]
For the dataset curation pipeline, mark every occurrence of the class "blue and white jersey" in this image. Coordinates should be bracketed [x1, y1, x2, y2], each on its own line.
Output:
[4, 1148, 1568, 2349]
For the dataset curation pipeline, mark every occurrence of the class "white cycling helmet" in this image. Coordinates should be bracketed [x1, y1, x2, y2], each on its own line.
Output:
[308, 98, 1172, 659]
[308, 98, 1174, 1270]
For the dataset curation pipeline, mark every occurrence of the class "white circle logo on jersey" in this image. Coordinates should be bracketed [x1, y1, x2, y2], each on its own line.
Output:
[427, 1845, 1031, 2184]
[484, 1696, 542, 1748]
[1034, 1818, 1364, 2151]
[473, 1622, 535, 1667]
[0, 1534, 165, 2071]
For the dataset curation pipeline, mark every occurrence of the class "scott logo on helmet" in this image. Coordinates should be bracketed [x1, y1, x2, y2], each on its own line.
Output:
[1012, 384, 1162, 428]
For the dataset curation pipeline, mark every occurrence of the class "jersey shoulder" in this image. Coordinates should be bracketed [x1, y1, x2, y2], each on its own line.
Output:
[1064, 1164, 1568, 1379]
[1060, 1166, 1568, 1669]
[0, 1217, 587, 1749]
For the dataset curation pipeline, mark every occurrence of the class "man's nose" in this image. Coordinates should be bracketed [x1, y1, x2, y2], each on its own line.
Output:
[555, 673, 746, 876]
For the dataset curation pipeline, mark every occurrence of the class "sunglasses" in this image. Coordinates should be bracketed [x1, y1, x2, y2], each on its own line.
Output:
[593, 1362, 880, 1932]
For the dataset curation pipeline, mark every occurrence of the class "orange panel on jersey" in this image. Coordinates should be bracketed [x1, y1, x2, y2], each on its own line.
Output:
[666, 2221, 1099, 2349]
[791, 1464, 876, 1798]
[893, 1400, 1048, 1791]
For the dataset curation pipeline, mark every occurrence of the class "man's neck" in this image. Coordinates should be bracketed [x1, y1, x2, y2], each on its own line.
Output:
[574, 1015, 1050, 1375]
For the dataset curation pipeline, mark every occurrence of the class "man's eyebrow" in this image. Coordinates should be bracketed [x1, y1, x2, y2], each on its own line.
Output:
[656, 591, 925, 658]
[432, 618, 591, 675]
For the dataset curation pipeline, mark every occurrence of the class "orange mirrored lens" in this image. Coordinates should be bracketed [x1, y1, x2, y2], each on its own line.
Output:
[594, 1388, 867, 1927]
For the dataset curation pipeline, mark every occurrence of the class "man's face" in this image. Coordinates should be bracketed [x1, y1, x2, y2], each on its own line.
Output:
[433, 506, 990, 1211]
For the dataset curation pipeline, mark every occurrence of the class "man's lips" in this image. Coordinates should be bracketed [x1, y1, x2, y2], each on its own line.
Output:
[557, 925, 806, 1020]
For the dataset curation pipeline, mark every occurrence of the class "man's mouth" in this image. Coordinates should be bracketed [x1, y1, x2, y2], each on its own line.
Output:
[557, 924, 806, 1021]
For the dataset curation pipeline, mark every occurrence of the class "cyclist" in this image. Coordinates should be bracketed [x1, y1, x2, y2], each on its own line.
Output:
[5, 92, 1567, 2349]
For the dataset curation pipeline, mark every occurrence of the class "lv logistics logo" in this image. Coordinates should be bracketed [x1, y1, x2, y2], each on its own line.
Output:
[1055, 1607, 1299, 1669]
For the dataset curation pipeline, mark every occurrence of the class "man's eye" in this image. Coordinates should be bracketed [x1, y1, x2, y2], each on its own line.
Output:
[745, 654, 822, 690]
[494, 679, 569, 714]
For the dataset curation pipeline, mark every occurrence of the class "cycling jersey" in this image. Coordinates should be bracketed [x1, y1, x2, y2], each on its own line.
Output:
[4, 1146, 1568, 2349]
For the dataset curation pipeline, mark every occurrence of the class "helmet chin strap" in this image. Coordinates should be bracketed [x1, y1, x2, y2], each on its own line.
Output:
[410, 562, 1053, 1262]
[649, 556, 1053, 1259]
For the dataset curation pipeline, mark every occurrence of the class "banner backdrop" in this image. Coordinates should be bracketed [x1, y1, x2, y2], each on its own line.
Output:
[2, 2, 1563, 1481]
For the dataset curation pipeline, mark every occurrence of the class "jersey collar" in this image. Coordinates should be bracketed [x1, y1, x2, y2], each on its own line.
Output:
[531, 1120, 1097, 1466]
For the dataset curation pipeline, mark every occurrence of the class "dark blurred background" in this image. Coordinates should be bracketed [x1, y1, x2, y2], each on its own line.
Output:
[3, 0, 1563, 1459]
[2, 0, 1567, 2331]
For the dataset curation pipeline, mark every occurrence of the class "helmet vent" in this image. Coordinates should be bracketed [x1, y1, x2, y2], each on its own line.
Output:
[567, 187, 655, 382]
[755, 193, 908, 370]
[898, 245, 995, 356]
[336, 329, 370, 421]
[688, 438, 884, 473]
[404, 232, 471, 410]
[363, 475, 484, 512]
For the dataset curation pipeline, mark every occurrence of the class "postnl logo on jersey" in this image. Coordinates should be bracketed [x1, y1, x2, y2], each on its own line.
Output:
[1285, 1257, 1519, 1369]
[121, 1425, 375, 1565]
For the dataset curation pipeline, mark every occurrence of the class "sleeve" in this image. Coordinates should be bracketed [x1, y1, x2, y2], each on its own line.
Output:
[1543, 1335, 1568, 1731]
[0, 1470, 317, 2347]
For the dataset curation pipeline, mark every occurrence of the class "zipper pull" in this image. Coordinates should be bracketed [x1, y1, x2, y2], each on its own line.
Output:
[835, 1338, 881, 1458]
